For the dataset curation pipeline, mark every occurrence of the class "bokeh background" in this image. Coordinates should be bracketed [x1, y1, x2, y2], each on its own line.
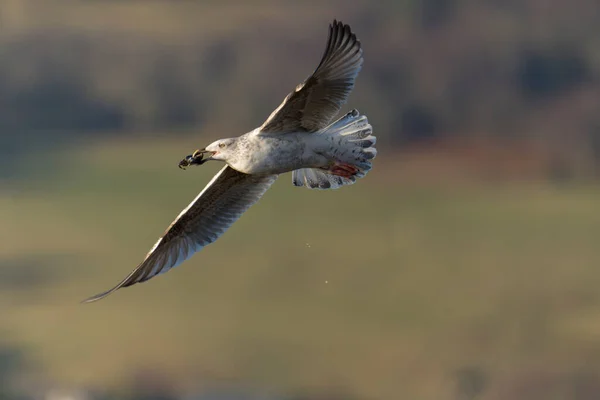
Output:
[2, 0, 600, 399]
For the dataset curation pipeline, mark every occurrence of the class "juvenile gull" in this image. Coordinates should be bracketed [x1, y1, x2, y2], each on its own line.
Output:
[83, 20, 376, 303]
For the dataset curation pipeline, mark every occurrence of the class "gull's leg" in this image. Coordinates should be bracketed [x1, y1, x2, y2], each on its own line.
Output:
[324, 162, 359, 178]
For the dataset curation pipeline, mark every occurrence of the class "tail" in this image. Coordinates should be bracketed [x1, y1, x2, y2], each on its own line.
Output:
[292, 109, 376, 189]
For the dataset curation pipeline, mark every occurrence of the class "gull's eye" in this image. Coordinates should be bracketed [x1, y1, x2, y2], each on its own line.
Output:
[219, 143, 226, 149]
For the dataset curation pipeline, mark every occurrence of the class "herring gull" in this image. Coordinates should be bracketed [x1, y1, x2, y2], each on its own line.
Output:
[83, 19, 376, 303]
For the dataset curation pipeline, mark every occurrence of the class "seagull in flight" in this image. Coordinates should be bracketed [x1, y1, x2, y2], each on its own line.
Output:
[83, 20, 376, 303]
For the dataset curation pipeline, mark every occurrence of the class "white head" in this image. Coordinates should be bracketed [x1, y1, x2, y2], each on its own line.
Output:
[202, 138, 238, 162]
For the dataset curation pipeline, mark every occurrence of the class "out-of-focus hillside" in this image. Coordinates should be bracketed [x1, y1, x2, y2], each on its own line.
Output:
[3, 138, 600, 400]
[3, 2, 600, 400]
[2, 0, 600, 179]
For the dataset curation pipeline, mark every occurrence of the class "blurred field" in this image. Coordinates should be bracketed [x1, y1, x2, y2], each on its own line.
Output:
[3, 1, 600, 398]
[2, 137, 600, 399]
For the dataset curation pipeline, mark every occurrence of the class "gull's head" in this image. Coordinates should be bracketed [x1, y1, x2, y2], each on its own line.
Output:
[204, 138, 237, 162]
[178, 138, 238, 169]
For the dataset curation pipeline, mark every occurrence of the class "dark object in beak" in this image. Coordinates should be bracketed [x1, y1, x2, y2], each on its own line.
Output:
[178, 149, 214, 169]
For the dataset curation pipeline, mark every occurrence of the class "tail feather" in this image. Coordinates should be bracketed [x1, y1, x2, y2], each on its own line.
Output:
[293, 109, 376, 190]
[325, 108, 369, 135]
[292, 168, 353, 189]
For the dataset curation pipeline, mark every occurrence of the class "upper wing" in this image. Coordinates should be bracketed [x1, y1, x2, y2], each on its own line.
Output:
[82, 166, 277, 303]
[259, 20, 363, 134]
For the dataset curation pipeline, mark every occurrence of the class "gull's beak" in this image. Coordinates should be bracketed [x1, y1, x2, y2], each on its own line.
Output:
[192, 148, 218, 159]
[178, 148, 216, 169]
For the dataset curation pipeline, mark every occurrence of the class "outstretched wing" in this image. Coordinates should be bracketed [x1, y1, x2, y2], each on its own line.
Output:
[259, 19, 363, 134]
[83, 166, 277, 303]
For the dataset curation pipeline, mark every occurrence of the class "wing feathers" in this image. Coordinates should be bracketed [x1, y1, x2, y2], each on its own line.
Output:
[259, 20, 363, 134]
[82, 166, 277, 303]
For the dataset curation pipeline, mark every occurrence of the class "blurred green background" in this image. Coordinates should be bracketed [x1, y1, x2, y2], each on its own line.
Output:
[2, 0, 600, 399]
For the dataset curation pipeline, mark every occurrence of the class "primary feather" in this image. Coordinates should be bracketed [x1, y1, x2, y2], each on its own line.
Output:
[260, 20, 363, 134]
[82, 167, 276, 303]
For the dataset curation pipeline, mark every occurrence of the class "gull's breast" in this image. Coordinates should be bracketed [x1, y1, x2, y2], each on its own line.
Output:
[231, 133, 325, 175]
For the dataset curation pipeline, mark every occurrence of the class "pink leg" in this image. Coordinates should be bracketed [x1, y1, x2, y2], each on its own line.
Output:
[327, 162, 359, 178]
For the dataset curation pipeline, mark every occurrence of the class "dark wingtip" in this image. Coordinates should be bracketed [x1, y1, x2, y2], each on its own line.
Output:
[331, 19, 349, 31]
[80, 289, 113, 304]
[80, 295, 103, 304]
[81, 282, 127, 303]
